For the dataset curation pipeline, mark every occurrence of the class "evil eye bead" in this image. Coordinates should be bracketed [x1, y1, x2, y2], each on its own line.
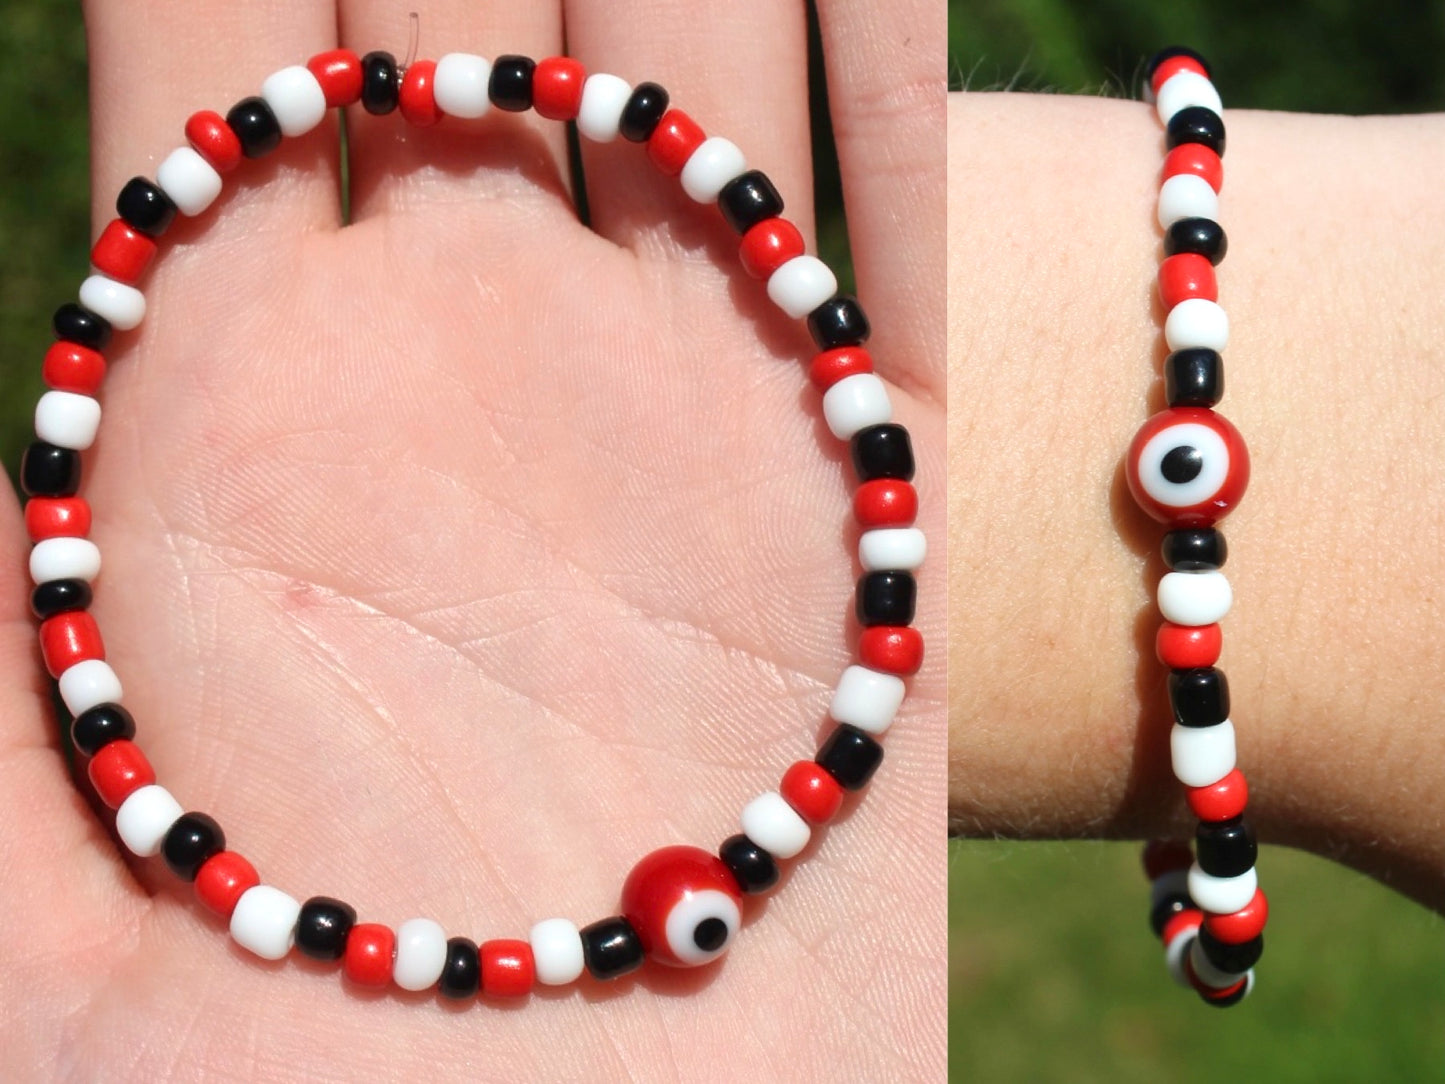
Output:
[1126, 407, 1249, 526]
[620, 845, 744, 968]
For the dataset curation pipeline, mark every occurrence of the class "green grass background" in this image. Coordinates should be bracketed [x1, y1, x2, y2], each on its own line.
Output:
[949, 2, 1445, 1081]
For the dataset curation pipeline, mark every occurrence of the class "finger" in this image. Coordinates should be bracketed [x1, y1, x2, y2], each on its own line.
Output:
[338, 3, 571, 222]
[563, 0, 814, 255]
[814, 0, 945, 402]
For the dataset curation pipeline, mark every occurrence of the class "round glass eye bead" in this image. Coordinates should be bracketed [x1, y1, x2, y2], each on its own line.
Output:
[856, 571, 916, 627]
[438, 937, 481, 999]
[851, 423, 915, 482]
[226, 97, 283, 158]
[1164, 348, 1223, 408]
[1166, 105, 1225, 156]
[360, 51, 400, 115]
[816, 724, 884, 791]
[718, 834, 778, 894]
[487, 54, 535, 112]
[1168, 667, 1230, 727]
[619, 81, 669, 142]
[1164, 217, 1227, 265]
[295, 896, 357, 961]
[115, 178, 178, 239]
[31, 578, 93, 620]
[717, 170, 783, 234]
[579, 917, 645, 980]
[162, 812, 226, 881]
[1195, 816, 1257, 877]
[52, 303, 112, 351]
[621, 846, 743, 967]
[1162, 527, 1227, 570]
[21, 442, 81, 498]
[71, 702, 136, 756]
[1149, 890, 1192, 936]
[807, 295, 871, 351]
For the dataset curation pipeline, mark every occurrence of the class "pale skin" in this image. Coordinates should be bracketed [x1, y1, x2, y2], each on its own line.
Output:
[949, 93, 1445, 912]
[0, 2, 945, 1078]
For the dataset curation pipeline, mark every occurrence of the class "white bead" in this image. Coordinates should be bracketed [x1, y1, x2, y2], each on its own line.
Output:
[1164, 297, 1229, 353]
[576, 73, 632, 143]
[58, 659, 123, 715]
[1163, 923, 1197, 988]
[1157, 173, 1219, 229]
[766, 255, 837, 319]
[529, 918, 585, 986]
[1155, 71, 1223, 125]
[680, 137, 747, 203]
[1157, 569, 1232, 626]
[433, 53, 492, 119]
[114, 784, 183, 857]
[34, 390, 101, 450]
[78, 274, 145, 330]
[260, 65, 328, 137]
[29, 537, 101, 584]
[1170, 720, 1236, 788]
[156, 146, 224, 218]
[392, 918, 449, 991]
[858, 527, 927, 572]
[822, 373, 893, 440]
[230, 884, 302, 961]
[829, 665, 906, 735]
[1189, 937, 1248, 989]
[1187, 863, 1258, 915]
[740, 791, 810, 860]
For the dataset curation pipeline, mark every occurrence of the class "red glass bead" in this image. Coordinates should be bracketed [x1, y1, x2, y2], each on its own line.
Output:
[739, 217, 806, 280]
[621, 845, 743, 967]
[1156, 621, 1222, 669]
[195, 850, 261, 918]
[809, 346, 874, 392]
[1203, 888, 1268, 944]
[90, 219, 157, 285]
[42, 342, 106, 395]
[87, 739, 155, 809]
[533, 56, 586, 121]
[1162, 143, 1223, 194]
[307, 48, 364, 108]
[1142, 838, 1194, 881]
[647, 109, 705, 176]
[1126, 407, 1250, 527]
[853, 479, 917, 529]
[344, 923, 396, 986]
[1158, 253, 1218, 309]
[184, 110, 243, 174]
[39, 611, 104, 678]
[1185, 952, 1248, 998]
[1186, 768, 1249, 824]
[1151, 55, 1211, 95]
[25, 496, 91, 542]
[858, 626, 924, 677]
[779, 760, 844, 824]
[399, 59, 442, 127]
[480, 939, 535, 997]
[1160, 907, 1202, 948]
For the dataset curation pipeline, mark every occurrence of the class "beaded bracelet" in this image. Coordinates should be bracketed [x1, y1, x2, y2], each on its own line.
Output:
[1125, 47, 1265, 1008]
[20, 45, 924, 1000]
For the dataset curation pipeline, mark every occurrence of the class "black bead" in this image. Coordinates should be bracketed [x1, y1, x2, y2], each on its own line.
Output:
[1163, 348, 1223, 408]
[360, 51, 400, 115]
[1168, 667, 1230, 728]
[1145, 46, 1213, 82]
[807, 295, 871, 351]
[851, 424, 915, 482]
[1195, 815, 1257, 878]
[619, 82, 669, 143]
[438, 937, 481, 998]
[717, 170, 784, 234]
[71, 703, 135, 756]
[31, 578, 93, 620]
[580, 917, 644, 980]
[1164, 217, 1227, 266]
[718, 833, 779, 894]
[1149, 892, 1192, 937]
[226, 96, 283, 158]
[115, 177, 178, 238]
[1162, 528, 1227, 571]
[161, 812, 226, 881]
[21, 442, 80, 498]
[53, 302, 112, 350]
[1201, 980, 1250, 1008]
[488, 55, 535, 112]
[1167, 105, 1226, 157]
[816, 724, 883, 791]
[1198, 926, 1264, 973]
[856, 571, 916, 627]
[295, 896, 357, 961]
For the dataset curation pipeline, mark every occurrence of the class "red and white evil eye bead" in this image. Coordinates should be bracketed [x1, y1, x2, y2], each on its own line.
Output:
[620, 846, 744, 968]
[1125, 407, 1249, 526]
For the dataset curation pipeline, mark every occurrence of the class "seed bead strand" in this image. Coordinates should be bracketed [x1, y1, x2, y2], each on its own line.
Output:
[1126, 46, 1265, 1008]
[21, 47, 926, 1001]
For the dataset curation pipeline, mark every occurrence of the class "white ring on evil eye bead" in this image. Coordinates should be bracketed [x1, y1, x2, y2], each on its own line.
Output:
[1135, 422, 1230, 508]
[663, 888, 743, 966]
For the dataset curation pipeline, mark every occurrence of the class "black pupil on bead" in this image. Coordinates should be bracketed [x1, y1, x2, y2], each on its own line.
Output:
[1161, 445, 1203, 484]
[693, 917, 728, 952]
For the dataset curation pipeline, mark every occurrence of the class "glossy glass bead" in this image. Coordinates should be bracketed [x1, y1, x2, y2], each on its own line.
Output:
[42, 342, 106, 395]
[717, 170, 783, 234]
[1150, 891, 1193, 937]
[115, 784, 183, 858]
[25, 496, 90, 542]
[488, 55, 535, 112]
[39, 610, 103, 677]
[1166, 105, 1225, 157]
[1163, 348, 1223, 408]
[647, 109, 706, 175]
[31, 578, 92, 620]
[70, 702, 135, 756]
[779, 761, 845, 824]
[1127, 408, 1249, 527]
[398, 59, 441, 127]
[1186, 767, 1249, 823]
[854, 479, 917, 529]
[306, 48, 364, 109]
[1204, 887, 1269, 943]
[856, 571, 916, 627]
[1151, 55, 1210, 97]
[1146, 45, 1212, 82]
[155, 147, 223, 217]
[195, 851, 260, 918]
[433, 53, 494, 120]
[1155, 621, 1222, 669]
[532, 56, 586, 121]
[115, 178, 177, 239]
[621, 846, 742, 967]
[1163, 527, 1227, 570]
[88, 739, 155, 809]
[1162, 142, 1223, 193]
[360, 51, 400, 115]
[740, 790, 811, 859]
[858, 625, 925, 676]
[344, 923, 396, 987]
[529, 918, 585, 985]
[438, 937, 481, 999]
[1169, 667, 1230, 727]
[619, 81, 669, 142]
[1195, 815, 1256, 877]
[1164, 217, 1227, 265]
[1158, 253, 1217, 309]
[295, 896, 357, 961]
[808, 295, 871, 351]
[1199, 926, 1263, 973]
[21, 442, 80, 498]
[480, 939, 536, 996]
[851, 423, 915, 482]
[29, 538, 101, 587]
[52, 302, 112, 351]
[392, 918, 448, 991]
[816, 723, 884, 791]
[90, 219, 157, 284]
[226, 97, 282, 158]
[680, 136, 747, 202]
[580, 917, 644, 980]
[161, 812, 226, 881]
[718, 833, 779, 894]
[1155, 71, 1222, 127]
[230, 885, 301, 961]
